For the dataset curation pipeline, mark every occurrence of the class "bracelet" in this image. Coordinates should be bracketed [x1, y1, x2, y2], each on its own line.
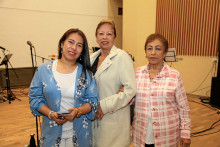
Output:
[76, 108, 82, 118]
[48, 110, 55, 119]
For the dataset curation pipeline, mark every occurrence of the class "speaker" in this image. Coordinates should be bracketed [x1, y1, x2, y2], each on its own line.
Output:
[210, 77, 220, 108]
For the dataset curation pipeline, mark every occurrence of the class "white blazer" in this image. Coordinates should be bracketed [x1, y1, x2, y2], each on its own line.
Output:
[90, 45, 136, 147]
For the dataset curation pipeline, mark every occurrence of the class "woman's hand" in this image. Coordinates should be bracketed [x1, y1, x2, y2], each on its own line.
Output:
[62, 107, 79, 121]
[117, 86, 124, 94]
[95, 104, 104, 120]
[180, 138, 191, 147]
[95, 86, 124, 120]
[50, 111, 67, 125]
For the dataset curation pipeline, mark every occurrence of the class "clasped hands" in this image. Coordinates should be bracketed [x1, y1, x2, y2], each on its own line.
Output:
[49, 107, 78, 125]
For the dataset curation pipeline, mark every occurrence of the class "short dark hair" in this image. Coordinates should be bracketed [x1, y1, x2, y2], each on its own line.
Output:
[144, 33, 168, 53]
[58, 28, 92, 78]
[95, 19, 116, 38]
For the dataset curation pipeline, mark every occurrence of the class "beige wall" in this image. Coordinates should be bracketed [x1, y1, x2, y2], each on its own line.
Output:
[108, 0, 122, 49]
[0, 0, 217, 96]
[123, 0, 218, 96]
[123, 0, 156, 68]
[171, 56, 217, 96]
[0, 0, 123, 67]
[0, 0, 109, 67]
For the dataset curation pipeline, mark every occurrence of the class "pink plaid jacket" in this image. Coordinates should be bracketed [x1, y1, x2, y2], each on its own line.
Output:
[132, 63, 190, 147]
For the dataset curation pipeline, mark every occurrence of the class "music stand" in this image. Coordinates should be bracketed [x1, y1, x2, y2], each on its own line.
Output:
[0, 54, 20, 104]
[0, 54, 12, 64]
[165, 48, 177, 62]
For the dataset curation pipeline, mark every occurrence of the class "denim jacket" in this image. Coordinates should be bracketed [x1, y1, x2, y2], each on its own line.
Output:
[29, 60, 98, 147]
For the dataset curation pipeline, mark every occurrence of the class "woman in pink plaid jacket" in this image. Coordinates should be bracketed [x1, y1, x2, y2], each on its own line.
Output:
[132, 33, 191, 147]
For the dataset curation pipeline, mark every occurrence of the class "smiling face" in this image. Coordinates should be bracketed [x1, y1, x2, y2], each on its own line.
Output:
[61, 33, 83, 62]
[96, 23, 115, 51]
[145, 39, 167, 66]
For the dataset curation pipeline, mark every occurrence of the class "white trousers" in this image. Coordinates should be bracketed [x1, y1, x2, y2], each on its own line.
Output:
[60, 129, 73, 147]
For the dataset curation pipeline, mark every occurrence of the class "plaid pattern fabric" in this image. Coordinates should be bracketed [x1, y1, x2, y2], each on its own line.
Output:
[132, 63, 190, 147]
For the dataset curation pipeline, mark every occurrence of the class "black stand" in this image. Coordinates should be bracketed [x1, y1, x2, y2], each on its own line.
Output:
[1, 53, 20, 104]
[3, 60, 17, 103]
[29, 45, 40, 147]
[0, 74, 6, 103]
[35, 55, 50, 63]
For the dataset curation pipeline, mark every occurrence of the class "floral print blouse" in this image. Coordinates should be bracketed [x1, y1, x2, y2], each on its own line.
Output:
[29, 60, 98, 147]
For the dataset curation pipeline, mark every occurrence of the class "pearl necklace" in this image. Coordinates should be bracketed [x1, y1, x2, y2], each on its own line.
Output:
[148, 64, 163, 80]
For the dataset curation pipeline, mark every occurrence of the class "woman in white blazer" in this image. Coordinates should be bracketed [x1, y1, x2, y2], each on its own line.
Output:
[90, 19, 136, 147]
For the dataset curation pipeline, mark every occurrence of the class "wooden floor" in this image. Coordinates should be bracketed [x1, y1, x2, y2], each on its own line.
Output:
[0, 87, 220, 147]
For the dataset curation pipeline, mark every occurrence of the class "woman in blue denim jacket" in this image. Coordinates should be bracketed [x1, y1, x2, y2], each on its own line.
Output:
[29, 28, 98, 147]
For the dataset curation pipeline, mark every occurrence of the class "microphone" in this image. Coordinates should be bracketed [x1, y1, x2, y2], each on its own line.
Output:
[27, 41, 34, 47]
[0, 46, 6, 51]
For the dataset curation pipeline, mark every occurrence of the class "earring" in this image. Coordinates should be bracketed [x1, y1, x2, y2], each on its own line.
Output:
[60, 48, 63, 54]
[79, 55, 82, 60]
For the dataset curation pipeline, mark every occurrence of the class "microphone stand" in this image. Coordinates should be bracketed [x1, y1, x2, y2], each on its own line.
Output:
[34, 55, 50, 63]
[30, 46, 35, 76]
[29, 45, 40, 147]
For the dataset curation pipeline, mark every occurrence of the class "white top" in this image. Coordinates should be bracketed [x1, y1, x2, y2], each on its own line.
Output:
[145, 104, 154, 144]
[145, 81, 154, 144]
[52, 59, 77, 131]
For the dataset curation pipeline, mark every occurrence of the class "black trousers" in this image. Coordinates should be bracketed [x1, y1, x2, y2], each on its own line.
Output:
[145, 144, 155, 147]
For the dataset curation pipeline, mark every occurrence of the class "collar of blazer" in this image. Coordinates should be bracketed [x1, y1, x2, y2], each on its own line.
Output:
[91, 45, 118, 78]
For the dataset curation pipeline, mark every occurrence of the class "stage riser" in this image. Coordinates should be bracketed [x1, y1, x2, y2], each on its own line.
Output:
[0, 67, 35, 88]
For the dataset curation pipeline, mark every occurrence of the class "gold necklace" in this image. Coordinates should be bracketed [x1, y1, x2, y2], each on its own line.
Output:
[148, 64, 163, 80]
[149, 72, 158, 80]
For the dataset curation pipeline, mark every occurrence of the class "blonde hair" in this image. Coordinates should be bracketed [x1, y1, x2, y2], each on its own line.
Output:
[95, 19, 116, 37]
